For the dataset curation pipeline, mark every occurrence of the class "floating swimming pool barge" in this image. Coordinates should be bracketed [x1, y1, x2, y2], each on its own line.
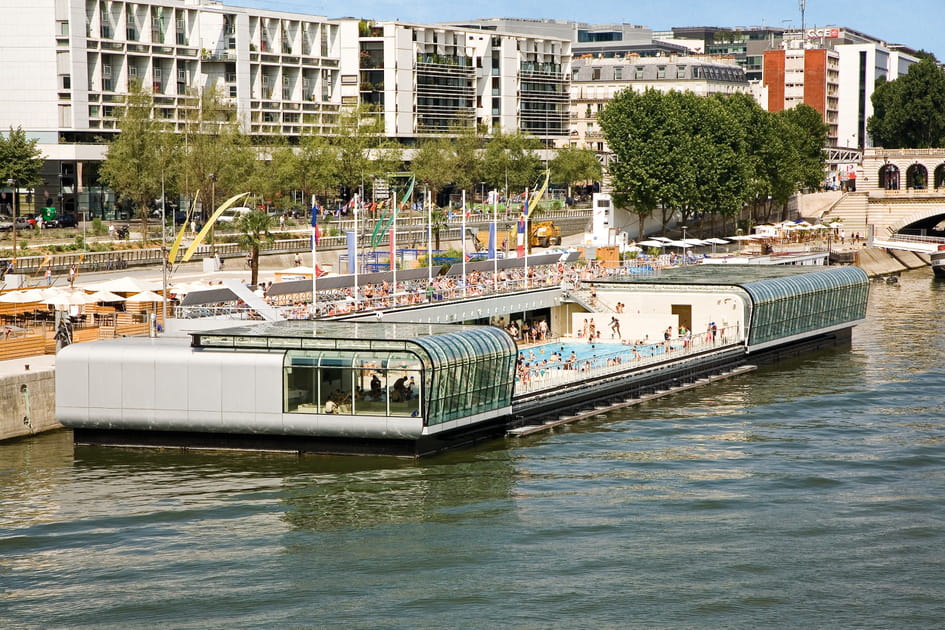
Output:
[58, 265, 869, 457]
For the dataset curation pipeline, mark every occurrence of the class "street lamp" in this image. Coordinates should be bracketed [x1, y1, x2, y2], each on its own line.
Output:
[208, 173, 217, 246]
[681, 224, 687, 241]
[6, 178, 17, 258]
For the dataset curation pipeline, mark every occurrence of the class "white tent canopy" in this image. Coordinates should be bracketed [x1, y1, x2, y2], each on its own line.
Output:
[83, 276, 162, 294]
[125, 290, 166, 303]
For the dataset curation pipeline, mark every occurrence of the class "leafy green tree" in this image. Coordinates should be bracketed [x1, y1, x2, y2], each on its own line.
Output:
[0, 126, 44, 191]
[480, 130, 542, 200]
[294, 133, 339, 206]
[0, 126, 45, 255]
[549, 146, 602, 198]
[599, 88, 681, 236]
[235, 209, 275, 286]
[99, 82, 170, 236]
[868, 58, 945, 148]
[412, 136, 457, 205]
[179, 87, 256, 222]
[334, 104, 392, 199]
[450, 127, 484, 195]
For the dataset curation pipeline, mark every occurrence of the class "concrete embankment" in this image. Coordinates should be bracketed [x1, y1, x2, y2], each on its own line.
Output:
[854, 246, 929, 277]
[0, 355, 61, 442]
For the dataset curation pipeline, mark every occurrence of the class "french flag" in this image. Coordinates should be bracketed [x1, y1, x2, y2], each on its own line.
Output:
[516, 215, 525, 257]
[310, 204, 321, 246]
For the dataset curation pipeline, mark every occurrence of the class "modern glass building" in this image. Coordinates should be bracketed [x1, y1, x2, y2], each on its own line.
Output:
[192, 320, 517, 429]
[739, 266, 869, 348]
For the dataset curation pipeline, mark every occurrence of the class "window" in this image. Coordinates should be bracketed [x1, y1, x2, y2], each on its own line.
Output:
[614, 67, 622, 80]
[229, 85, 237, 98]
[657, 66, 666, 79]
[634, 66, 644, 80]
[677, 65, 687, 79]
[591, 67, 601, 80]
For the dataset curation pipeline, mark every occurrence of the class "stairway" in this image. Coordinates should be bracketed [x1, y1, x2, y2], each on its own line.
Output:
[821, 192, 870, 236]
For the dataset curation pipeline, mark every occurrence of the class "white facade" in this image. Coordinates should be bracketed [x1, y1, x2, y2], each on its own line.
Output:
[835, 44, 918, 149]
[0, 0, 355, 144]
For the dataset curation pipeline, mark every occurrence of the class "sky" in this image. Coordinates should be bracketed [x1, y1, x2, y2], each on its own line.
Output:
[231, 0, 945, 60]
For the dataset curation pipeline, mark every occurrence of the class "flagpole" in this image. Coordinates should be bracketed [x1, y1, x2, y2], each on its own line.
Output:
[391, 188, 397, 302]
[353, 193, 359, 311]
[461, 190, 467, 298]
[312, 195, 318, 319]
[427, 188, 432, 299]
[524, 187, 530, 289]
[493, 188, 498, 295]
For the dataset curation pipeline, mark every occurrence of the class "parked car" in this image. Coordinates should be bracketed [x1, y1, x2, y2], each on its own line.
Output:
[47, 214, 78, 228]
[216, 206, 252, 223]
[0, 218, 12, 232]
[13, 216, 33, 230]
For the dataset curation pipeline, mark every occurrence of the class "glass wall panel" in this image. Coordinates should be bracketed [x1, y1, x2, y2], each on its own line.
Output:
[743, 267, 869, 346]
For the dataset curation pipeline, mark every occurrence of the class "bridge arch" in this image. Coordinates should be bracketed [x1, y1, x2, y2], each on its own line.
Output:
[887, 206, 945, 235]
[879, 163, 900, 190]
[906, 163, 928, 190]
[934, 164, 945, 189]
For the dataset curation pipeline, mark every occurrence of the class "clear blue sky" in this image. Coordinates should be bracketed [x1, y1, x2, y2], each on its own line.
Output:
[232, 0, 945, 60]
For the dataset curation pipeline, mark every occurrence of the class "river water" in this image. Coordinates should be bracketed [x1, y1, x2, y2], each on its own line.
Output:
[1, 269, 943, 629]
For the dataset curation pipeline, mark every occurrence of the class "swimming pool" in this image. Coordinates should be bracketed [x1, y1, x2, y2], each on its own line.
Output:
[519, 339, 669, 371]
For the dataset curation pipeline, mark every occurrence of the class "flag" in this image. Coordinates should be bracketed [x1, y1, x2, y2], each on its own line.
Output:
[525, 170, 549, 219]
[488, 223, 496, 260]
[310, 203, 321, 246]
[516, 215, 526, 257]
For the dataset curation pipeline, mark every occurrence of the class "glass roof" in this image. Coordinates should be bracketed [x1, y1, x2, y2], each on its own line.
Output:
[192, 320, 518, 361]
[740, 266, 868, 303]
[602, 265, 845, 286]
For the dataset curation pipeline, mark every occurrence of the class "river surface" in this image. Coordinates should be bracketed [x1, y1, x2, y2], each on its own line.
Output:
[1, 269, 943, 629]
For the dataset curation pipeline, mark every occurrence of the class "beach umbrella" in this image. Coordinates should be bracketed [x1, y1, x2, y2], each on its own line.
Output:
[88, 290, 126, 303]
[0, 289, 45, 303]
[651, 236, 673, 242]
[638, 240, 666, 248]
[41, 291, 98, 307]
[84, 276, 161, 294]
[125, 290, 165, 303]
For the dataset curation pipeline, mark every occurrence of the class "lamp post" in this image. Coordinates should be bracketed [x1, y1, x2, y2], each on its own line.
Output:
[160, 171, 168, 331]
[208, 172, 217, 246]
[681, 224, 687, 241]
[6, 179, 17, 258]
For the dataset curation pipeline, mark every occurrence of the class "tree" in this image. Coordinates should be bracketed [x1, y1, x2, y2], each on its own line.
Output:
[480, 130, 542, 201]
[412, 136, 457, 205]
[868, 58, 945, 148]
[549, 146, 602, 198]
[294, 133, 339, 206]
[235, 209, 275, 286]
[179, 87, 257, 223]
[334, 104, 393, 199]
[0, 126, 44, 256]
[599, 88, 682, 237]
[99, 82, 168, 236]
[450, 127, 484, 195]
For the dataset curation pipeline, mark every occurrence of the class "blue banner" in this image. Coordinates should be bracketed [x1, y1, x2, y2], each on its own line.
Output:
[488, 223, 496, 260]
[346, 231, 356, 274]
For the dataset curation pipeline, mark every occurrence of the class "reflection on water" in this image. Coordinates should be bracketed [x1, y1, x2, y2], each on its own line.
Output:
[1, 270, 944, 628]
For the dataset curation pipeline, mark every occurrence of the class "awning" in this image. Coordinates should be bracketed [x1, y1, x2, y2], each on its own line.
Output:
[178, 287, 239, 306]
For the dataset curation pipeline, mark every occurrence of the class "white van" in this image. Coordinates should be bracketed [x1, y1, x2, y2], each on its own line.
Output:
[216, 206, 252, 223]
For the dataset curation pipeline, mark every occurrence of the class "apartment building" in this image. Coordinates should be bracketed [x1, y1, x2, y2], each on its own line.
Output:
[762, 45, 841, 146]
[761, 28, 918, 149]
[359, 21, 571, 142]
[0, 1, 570, 218]
[569, 55, 750, 152]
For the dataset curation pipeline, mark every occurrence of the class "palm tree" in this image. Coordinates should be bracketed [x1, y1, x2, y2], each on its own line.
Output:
[235, 209, 275, 286]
